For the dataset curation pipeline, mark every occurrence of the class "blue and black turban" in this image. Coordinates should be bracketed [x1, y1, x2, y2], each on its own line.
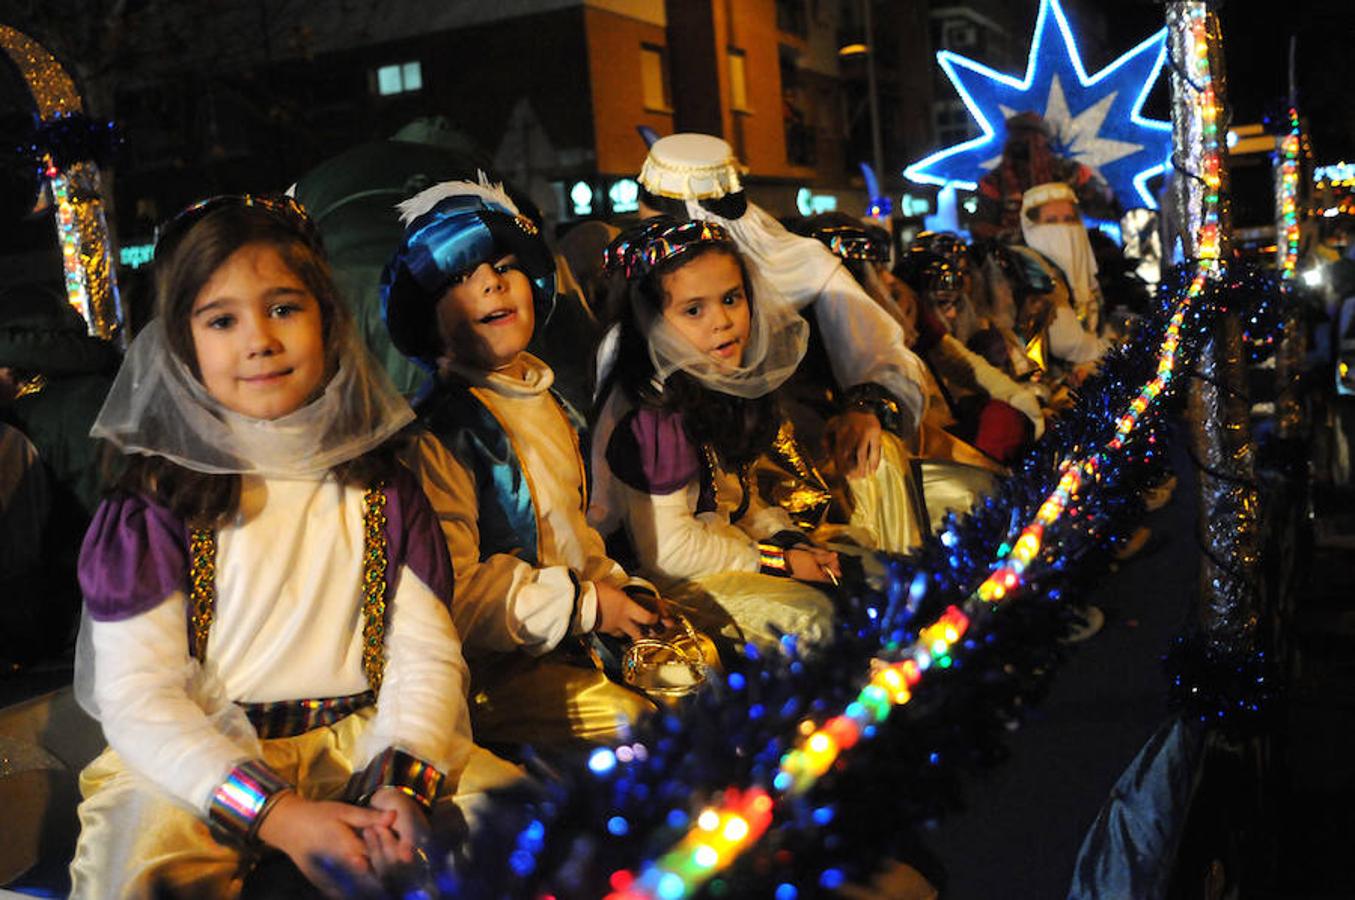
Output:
[381, 187, 555, 362]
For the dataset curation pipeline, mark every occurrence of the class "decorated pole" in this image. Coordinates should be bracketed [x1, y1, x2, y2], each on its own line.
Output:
[0, 25, 124, 345]
[1270, 101, 1307, 438]
[1166, 2, 1259, 650]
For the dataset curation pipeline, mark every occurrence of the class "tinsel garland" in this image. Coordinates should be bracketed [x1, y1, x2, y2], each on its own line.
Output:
[347, 263, 1280, 899]
[1, 111, 120, 223]
[24, 112, 121, 171]
[1165, 634, 1275, 743]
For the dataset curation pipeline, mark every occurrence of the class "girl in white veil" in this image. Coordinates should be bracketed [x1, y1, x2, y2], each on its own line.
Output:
[589, 217, 857, 651]
[69, 195, 510, 897]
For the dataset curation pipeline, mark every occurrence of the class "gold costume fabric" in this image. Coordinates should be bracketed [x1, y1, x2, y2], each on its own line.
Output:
[914, 460, 999, 533]
[760, 425, 927, 554]
[468, 648, 656, 747]
[904, 422, 1002, 532]
[665, 432, 922, 652]
[833, 431, 927, 553]
[68, 710, 522, 899]
[665, 571, 836, 650]
[908, 420, 1007, 476]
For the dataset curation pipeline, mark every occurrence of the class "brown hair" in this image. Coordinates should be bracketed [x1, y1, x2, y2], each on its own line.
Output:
[110, 203, 403, 526]
[599, 241, 779, 468]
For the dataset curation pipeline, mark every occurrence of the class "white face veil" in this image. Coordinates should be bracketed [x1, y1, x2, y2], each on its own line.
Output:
[90, 315, 414, 479]
[1022, 221, 1101, 327]
[599, 218, 808, 400]
[1020, 183, 1101, 330]
[639, 260, 807, 399]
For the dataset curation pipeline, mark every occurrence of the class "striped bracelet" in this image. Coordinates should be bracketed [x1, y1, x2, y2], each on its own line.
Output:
[208, 760, 291, 844]
[758, 543, 790, 575]
[348, 748, 444, 812]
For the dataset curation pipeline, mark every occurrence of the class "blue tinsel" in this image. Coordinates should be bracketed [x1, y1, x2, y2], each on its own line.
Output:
[358, 262, 1281, 898]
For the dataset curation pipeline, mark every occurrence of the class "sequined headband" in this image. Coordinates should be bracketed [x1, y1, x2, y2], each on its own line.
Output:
[815, 225, 890, 264]
[154, 194, 322, 262]
[603, 218, 733, 281]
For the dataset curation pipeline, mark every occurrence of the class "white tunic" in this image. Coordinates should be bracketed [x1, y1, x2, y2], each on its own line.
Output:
[85, 475, 472, 815]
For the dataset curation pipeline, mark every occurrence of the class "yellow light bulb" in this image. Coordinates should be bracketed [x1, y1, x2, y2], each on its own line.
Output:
[723, 816, 749, 842]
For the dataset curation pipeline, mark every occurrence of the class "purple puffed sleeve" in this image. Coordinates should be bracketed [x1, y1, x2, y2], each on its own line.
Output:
[605, 407, 701, 495]
[79, 493, 190, 622]
[384, 465, 454, 606]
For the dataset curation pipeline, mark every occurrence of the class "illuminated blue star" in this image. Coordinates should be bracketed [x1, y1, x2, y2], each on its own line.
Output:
[904, 0, 1171, 209]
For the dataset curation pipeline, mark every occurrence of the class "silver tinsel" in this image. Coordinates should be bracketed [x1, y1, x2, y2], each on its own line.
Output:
[1167, 2, 1260, 649]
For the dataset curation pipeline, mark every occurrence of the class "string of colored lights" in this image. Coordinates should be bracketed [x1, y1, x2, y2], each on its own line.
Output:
[603, 7, 1226, 899]
[45, 155, 92, 325]
[1276, 107, 1300, 281]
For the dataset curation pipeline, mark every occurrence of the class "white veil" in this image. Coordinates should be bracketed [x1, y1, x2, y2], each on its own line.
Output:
[90, 317, 414, 478]
[76, 308, 412, 729]
[637, 262, 808, 399]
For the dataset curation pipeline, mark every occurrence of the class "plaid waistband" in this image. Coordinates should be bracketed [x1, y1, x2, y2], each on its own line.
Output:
[239, 691, 376, 739]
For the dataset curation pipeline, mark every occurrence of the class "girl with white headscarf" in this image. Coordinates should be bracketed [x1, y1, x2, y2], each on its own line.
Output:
[590, 218, 922, 650]
[70, 195, 515, 897]
[635, 134, 930, 480]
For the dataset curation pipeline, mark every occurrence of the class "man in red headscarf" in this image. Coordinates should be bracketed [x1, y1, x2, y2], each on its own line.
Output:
[972, 112, 1117, 242]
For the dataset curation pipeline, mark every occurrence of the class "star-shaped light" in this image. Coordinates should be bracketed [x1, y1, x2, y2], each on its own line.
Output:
[904, 0, 1171, 209]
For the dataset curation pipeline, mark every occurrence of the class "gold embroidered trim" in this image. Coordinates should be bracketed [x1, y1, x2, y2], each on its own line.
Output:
[188, 527, 216, 661]
[359, 485, 389, 693]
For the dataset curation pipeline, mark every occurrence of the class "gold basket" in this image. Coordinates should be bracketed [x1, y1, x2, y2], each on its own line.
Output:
[620, 613, 713, 699]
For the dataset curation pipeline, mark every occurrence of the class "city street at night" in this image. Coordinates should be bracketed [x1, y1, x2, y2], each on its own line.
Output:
[3, 1, 1354, 897]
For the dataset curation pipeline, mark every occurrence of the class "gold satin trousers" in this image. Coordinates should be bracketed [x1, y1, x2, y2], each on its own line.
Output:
[468, 647, 656, 748]
[68, 710, 522, 899]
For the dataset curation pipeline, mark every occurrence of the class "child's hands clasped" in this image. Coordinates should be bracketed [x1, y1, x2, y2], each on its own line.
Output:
[594, 582, 661, 640]
[786, 546, 842, 584]
[363, 787, 432, 877]
[256, 792, 393, 895]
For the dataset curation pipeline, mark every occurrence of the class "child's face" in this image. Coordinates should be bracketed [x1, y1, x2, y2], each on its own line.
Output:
[928, 289, 962, 332]
[189, 242, 327, 420]
[435, 255, 536, 371]
[659, 251, 752, 368]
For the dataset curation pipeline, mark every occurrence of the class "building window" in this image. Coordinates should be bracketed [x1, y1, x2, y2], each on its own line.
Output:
[781, 44, 813, 167]
[934, 99, 977, 147]
[728, 48, 750, 113]
[943, 22, 978, 51]
[373, 60, 423, 96]
[775, 0, 807, 37]
[640, 43, 671, 111]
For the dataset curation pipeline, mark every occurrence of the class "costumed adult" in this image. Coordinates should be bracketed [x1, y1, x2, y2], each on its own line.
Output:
[1012, 184, 1164, 566]
[1007, 181, 1109, 383]
[972, 112, 1117, 243]
[620, 134, 927, 552]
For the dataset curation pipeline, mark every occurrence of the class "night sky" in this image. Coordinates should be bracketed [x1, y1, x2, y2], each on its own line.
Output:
[1061, 0, 1354, 162]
